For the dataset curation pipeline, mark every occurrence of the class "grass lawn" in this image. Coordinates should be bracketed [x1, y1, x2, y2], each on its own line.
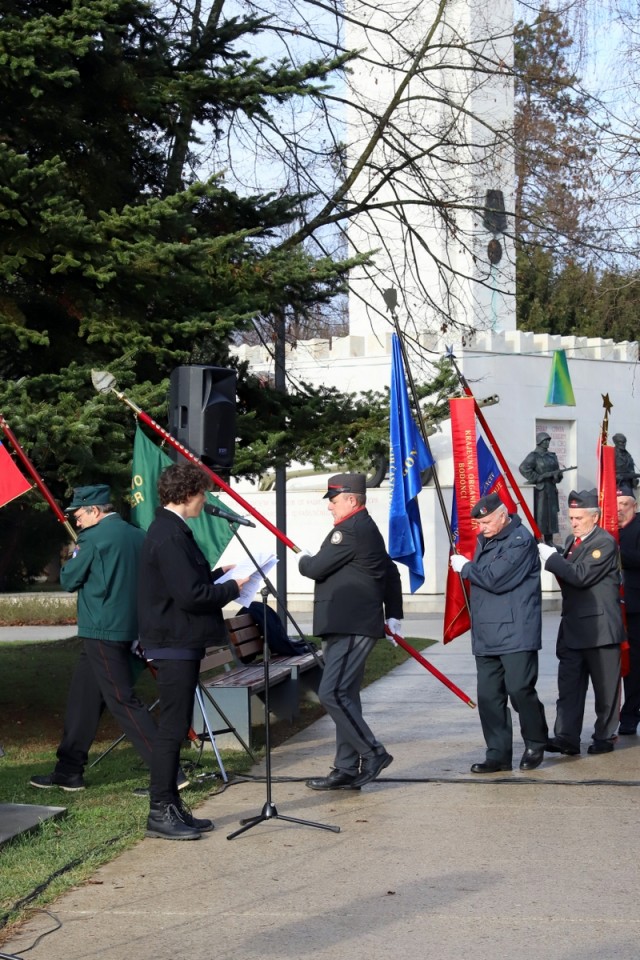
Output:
[0, 631, 434, 941]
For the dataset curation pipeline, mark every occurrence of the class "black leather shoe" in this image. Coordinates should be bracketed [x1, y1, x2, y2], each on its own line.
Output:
[519, 747, 544, 770]
[306, 769, 361, 791]
[618, 724, 638, 735]
[587, 739, 614, 754]
[352, 751, 393, 788]
[545, 738, 580, 756]
[470, 761, 512, 774]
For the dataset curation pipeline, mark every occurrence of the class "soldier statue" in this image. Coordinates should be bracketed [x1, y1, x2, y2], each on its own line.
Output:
[519, 432, 564, 545]
[612, 434, 639, 489]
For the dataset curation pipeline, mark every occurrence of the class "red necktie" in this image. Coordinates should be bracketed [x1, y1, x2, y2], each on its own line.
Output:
[568, 536, 581, 557]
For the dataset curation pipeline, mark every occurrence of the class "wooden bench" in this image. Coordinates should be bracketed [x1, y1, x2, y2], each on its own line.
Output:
[194, 612, 323, 750]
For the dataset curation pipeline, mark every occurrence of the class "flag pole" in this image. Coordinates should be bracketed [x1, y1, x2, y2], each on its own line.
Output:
[383, 291, 472, 630]
[383, 291, 457, 552]
[91, 371, 300, 553]
[0, 413, 77, 541]
[386, 626, 475, 708]
[446, 348, 543, 541]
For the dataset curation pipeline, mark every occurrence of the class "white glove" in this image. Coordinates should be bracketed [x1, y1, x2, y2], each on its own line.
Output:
[385, 619, 402, 645]
[450, 554, 469, 574]
[538, 542, 556, 564]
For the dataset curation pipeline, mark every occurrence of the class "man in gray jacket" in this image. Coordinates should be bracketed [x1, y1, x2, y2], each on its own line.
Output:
[451, 492, 548, 773]
[538, 488, 624, 755]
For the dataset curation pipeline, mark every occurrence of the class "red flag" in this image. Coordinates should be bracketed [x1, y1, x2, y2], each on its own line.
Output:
[598, 437, 629, 675]
[597, 440, 618, 539]
[443, 428, 517, 643]
[0, 441, 31, 507]
[443, 399, 481, 643]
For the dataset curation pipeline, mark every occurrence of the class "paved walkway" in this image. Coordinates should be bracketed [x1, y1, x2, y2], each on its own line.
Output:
[3, 613, 640, 960]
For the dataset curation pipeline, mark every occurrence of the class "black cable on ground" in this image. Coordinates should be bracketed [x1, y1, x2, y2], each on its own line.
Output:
[0, 837, 123, 933]
[220, 772, 640, 788]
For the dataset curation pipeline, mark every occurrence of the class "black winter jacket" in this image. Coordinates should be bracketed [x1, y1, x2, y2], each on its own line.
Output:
[137, 507, 239, 651]
[298, 507, 403, 638]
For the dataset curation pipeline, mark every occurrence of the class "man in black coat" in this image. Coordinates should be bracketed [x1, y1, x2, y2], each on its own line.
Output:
[138, 464, 248, 840]
[298, 473, 403, 791]
[450, 492, 548, 773]
[617, 483, 640, 734]
[539, 489, 624, 756]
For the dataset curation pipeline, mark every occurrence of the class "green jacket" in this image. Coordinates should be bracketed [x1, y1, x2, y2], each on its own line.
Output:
[60, 513, 145, 643]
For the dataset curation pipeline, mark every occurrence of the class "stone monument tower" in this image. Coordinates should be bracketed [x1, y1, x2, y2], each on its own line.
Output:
[343, 0, 516, 345]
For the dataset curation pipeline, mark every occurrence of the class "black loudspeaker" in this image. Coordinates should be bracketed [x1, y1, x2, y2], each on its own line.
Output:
[169, 365, 236, 468]
[482, 189, 508, 235]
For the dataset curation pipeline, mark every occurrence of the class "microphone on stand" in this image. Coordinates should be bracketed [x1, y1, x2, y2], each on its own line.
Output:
[204, 502, 256, 528]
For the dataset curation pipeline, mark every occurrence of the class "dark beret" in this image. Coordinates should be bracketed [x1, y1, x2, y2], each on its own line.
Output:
[471, 492, 503, 518]
[616, 483, 636, 499]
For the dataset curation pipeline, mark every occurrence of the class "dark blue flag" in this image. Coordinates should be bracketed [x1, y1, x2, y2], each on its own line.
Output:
[388, 334, 434, 592]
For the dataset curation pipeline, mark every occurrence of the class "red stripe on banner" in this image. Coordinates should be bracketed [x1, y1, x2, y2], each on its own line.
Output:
[443, 398, 481, 644]
[598, 444, 618, 539]
[598, 440, 629, 674]
[449, 398, 480, 554]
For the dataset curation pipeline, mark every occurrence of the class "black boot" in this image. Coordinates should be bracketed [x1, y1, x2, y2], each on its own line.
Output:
[174, 798, 215, 833]
[146, 802, 201, 840]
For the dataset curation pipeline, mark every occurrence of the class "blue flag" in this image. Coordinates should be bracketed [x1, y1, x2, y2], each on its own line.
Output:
[388, 334, 434, 592]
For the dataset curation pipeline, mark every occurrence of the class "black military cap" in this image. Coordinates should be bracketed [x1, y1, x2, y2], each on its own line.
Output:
[616, 483, 636, 499]
[65, 484, 111, 512]
[323, 473, 366, 499]
[470, 492, 502, 518]
[568, 488, 599, 509]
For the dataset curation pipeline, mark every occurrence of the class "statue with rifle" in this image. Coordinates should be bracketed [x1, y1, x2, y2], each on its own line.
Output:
[612, 433, 640, 489]
[519, 432, 576, 545]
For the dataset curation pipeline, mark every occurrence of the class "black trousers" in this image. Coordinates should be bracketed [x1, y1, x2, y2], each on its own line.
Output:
[620, 612, 640, 726]
[475, 650, 548, 763]
[149, 658, 200, 805]
[554, 636, 621, 746]
[55, 638, 157, 777]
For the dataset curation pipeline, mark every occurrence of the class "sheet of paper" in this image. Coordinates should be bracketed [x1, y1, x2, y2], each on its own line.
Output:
[214, 553, 278, 607]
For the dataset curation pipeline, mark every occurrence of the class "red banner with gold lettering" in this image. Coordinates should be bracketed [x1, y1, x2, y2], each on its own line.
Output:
[443, 398, 481, 643]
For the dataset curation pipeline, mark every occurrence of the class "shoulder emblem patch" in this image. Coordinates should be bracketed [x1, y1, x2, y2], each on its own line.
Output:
[331, 531, 343, 544]
[591, 549, 601, 559]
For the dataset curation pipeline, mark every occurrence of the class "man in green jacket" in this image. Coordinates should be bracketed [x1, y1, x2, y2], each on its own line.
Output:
[30, 484, 161, 792]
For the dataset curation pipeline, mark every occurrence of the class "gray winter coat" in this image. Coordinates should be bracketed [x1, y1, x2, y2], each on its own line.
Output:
[461, 514, 542, 656]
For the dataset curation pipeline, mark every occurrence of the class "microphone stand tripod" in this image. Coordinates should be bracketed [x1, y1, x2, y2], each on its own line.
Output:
[225, 530, 339, 839]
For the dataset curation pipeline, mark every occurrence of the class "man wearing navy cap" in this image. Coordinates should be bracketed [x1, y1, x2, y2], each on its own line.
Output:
[450, 492, 548, 772]
[538, 489, 624, 755]
[30, 484, 159, 792]
[299, 473, 403, 790]
[616, 483, 640, 734]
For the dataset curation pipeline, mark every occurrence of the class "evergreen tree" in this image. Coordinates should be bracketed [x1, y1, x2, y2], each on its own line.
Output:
[0, 0, 360, 497]
[514, 4, 598, 256]
[0, 0, 368, 578]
